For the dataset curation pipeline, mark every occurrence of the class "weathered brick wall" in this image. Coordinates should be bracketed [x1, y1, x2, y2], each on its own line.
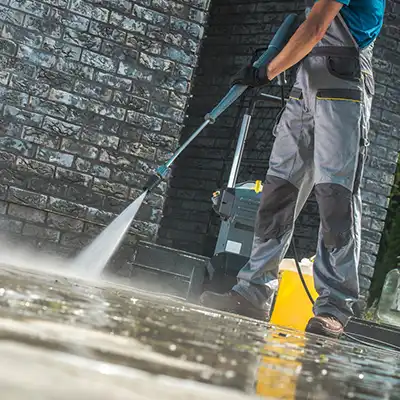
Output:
[159, 0, 400, 302]
[0, 0, 210, 259]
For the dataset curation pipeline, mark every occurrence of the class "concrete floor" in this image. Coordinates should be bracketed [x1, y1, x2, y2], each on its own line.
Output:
[0, 263, 399, 400]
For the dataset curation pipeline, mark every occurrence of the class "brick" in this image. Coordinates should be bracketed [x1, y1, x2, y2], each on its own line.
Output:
[113, 91, 148, 111]
[7, 186, 47, 209]
[0, 37, 16, 56]
[0, 216, 23, 233]
[89, 0, 132, 13]
[9, 75, 50, 97]
[59, 138, 97, 160]
[60, 12, 90, 31]
[91, 163, 111, 178]
[126, 33, 161, 55]
[132, 4, 168, 26]
[117, 61, 153, 81]
[149, 103, 184, 123]
[86, 206, 115, 224]
[81, 49, 118, 72]
[43, 116, 81, 137]
[94, 71, 132, 91]
[48, 196, 87, 218]
[109, 12, 147, 35]
[55, 167, 92, 187]
[37, 69, 73, 91]
[36, 147, 74, 167]
[0, 200, 7, 214]
[125, 111, 162, 131]
[3, 105, 43, 127]
[98, 148, 133, 168]
[55, 59, 94, 80]
[29, 97, 69, 119]
[8, 203, 46, 223]
[46, 212, 84, 232]
[140, 131, 176, 150]
[0, 149, 17, 168]
[24, 14, 62, 38]
[0, 136, 35, 157]
[60, 232, 94, 248]
[0, 87, 29, 108]
[170, 16, 204, 39]
[48, 89, 88, 110]
[89, 20, 126, 43]
[74, 157, 91, 173]
[158, 76, 189, 93]
[67, 185, 103, 208]
[74, 80, 112, 102]
[23, 223, 60, 242]
[41, 0, 68, 7]
[17, 45, 56, 68]
[9, 0, 50, 17]
[0, 5, 24, 25]
[162, 46, 196, 66]
[22, 126, 61, 149]
[86, 100, 126, 121]
[42, 37, 83, 60]
[70, 0, 109, 22]
[147, 25, 182, 46]
[92, 178, 129, 199]
[69, 111, 120, 134]
[63, 27, 101, 51]
[119, 140, 156, 161]
[169, 92, 188, 109]
[80, 131, 119, 149]
[15, 156, 55, 178]
[139, 53, 174, 72]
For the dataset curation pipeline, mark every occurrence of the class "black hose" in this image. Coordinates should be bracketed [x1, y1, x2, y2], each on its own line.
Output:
[291, 238, 400, 353]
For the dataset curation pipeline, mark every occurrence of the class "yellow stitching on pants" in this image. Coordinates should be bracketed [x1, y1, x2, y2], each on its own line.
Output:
[316, 97, 361, 103]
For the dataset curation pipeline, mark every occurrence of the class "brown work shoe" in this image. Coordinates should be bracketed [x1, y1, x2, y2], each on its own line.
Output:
[305, 314, 344, 339]
[200, 290, 267, 321]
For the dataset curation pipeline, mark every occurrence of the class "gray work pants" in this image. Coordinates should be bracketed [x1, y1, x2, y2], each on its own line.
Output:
[233, 12, 375, 325]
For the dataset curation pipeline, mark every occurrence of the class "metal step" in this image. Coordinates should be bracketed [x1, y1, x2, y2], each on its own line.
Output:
[122, 241, 209, 301]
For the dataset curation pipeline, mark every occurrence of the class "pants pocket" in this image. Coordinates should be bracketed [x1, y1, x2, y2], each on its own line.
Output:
[272, 87, 303, 138]
[326, 56, 361, 82]
[315, 88, 362, 191]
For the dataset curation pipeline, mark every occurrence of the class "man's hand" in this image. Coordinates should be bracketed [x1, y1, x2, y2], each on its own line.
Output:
[230, 64, 270, 87]
[267, 0, 343, 80]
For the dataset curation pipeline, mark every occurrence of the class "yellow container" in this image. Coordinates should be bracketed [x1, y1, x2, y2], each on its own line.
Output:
[269, 258, 318, 331]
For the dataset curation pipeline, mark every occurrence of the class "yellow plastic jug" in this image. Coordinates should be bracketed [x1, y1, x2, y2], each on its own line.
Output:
[269, 258, 318, 331]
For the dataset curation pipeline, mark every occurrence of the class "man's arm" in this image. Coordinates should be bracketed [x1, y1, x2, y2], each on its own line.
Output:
[267, 0, 344, 80]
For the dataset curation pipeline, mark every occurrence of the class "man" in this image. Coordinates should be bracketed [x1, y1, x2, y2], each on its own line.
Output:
[200, 0, 385, 338]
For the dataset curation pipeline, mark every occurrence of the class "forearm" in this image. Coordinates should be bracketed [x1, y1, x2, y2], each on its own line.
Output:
[267, 20, 324, 80]
[266, 0, 343, 80]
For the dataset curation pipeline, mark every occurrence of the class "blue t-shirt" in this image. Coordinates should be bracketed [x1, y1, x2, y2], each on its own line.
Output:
[336, 0, 386, 48]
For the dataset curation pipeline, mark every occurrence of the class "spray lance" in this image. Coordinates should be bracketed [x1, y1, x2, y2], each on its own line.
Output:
[143, 13, 298, 193]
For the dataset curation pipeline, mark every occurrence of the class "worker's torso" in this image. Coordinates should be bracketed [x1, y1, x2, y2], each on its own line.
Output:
[307, 0, 385, 49]
[296, 0, 378, 112]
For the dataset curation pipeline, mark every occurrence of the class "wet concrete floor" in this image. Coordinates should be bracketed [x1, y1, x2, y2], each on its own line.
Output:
[0, 264, 399, 400]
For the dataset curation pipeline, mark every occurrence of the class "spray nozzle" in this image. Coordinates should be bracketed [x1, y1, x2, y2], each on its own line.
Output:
[143, 164, 170, 192]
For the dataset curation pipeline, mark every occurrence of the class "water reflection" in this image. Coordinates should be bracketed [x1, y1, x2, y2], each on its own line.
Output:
[0, 265, 399, 400]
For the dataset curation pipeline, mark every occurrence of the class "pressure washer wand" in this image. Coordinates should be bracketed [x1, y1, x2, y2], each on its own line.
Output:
[143, 13, 298, 193]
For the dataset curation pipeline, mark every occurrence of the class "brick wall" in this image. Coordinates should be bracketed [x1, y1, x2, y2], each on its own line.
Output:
[159, 0, 400, 302]
[0, 0, 210, 259]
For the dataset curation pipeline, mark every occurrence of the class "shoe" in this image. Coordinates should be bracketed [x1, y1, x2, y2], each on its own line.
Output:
[305, 314, 344, 339]
[199, 290, 267, 321]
